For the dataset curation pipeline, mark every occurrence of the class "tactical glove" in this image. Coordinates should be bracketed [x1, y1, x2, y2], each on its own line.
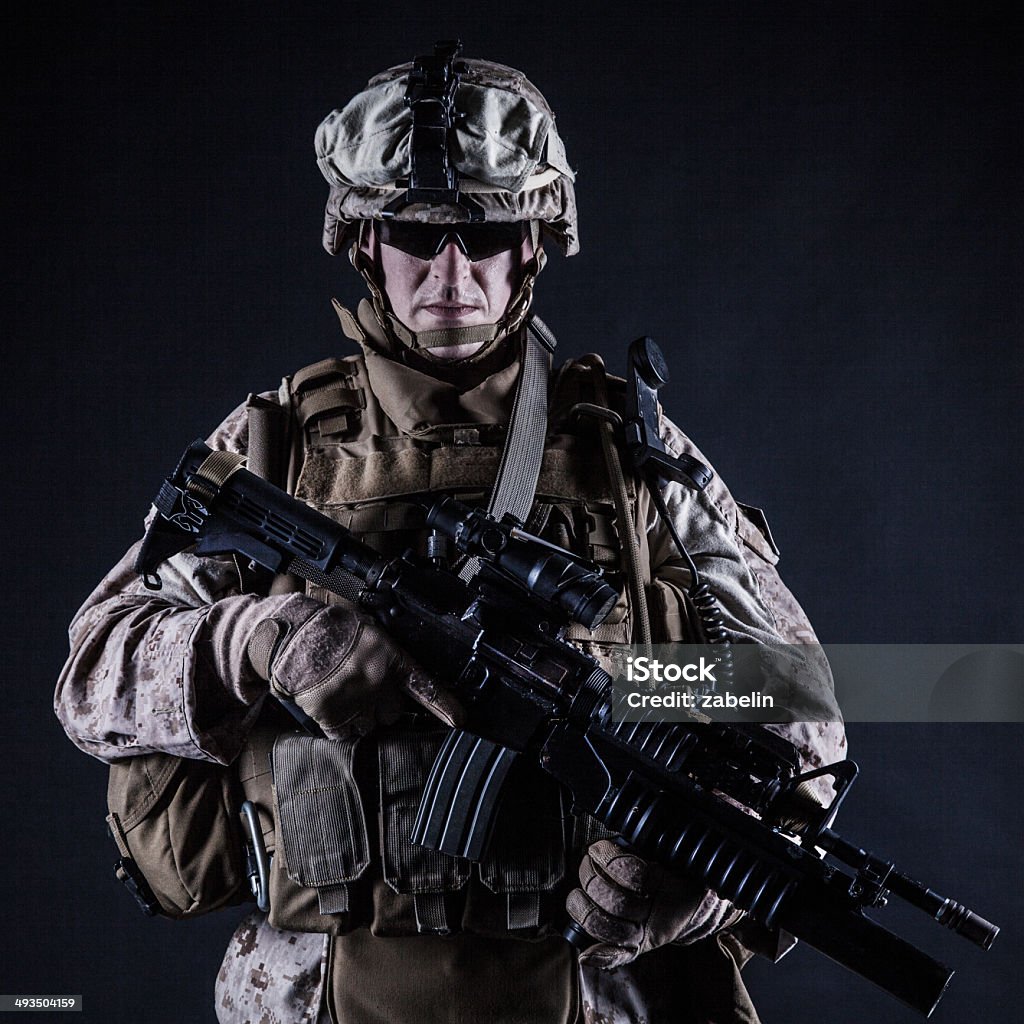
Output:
[566, 839, 743, 969]
[243, 593, 463, 739]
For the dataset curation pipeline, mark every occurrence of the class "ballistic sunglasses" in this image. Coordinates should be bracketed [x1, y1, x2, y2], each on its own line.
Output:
[375, 220, 530, 262]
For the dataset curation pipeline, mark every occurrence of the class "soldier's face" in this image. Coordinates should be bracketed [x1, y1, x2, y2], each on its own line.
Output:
[364, 224, 532, 359]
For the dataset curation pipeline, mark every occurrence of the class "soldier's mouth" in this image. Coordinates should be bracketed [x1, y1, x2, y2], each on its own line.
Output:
[422, 304, 480, 319]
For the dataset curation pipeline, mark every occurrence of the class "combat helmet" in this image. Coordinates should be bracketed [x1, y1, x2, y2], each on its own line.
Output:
[315, 41, 577, 354]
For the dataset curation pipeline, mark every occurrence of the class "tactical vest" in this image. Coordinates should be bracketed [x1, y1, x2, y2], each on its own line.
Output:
[238, 348, 681, 942]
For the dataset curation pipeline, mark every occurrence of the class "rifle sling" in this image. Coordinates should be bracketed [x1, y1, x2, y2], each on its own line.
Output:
[458, 316, 555, 583]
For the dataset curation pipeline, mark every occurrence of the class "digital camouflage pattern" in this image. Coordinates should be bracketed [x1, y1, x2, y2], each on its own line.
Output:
[55, 402, 259, 765]
[216, 912, 329, 1024]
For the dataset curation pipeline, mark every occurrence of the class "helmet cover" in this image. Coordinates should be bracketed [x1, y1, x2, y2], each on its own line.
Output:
[316, 51, 578, 256]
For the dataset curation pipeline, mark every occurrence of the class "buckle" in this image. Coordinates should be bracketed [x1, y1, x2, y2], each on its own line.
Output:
[113, 856, 161, 917]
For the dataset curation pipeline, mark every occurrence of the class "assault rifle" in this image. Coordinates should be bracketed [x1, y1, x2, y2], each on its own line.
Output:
[136, 439, 998, 1017]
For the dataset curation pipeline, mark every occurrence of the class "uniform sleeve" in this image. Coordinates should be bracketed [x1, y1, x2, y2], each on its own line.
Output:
[644, 413, 847, 780]
[54, 399, 272, 765]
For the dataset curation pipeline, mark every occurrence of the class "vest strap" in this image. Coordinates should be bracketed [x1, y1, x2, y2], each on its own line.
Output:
[318, 884, 351, 916]
[507, 892, 542, 930]
[297, 386, 364, 422]
[413, 893, 452, 935]
[292, 357, 357, 393]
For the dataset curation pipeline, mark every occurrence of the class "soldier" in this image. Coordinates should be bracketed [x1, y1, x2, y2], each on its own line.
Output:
[56, 44, 845, 1024]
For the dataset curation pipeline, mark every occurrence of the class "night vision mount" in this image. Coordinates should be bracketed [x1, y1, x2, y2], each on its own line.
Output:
[382, 39, 485, 222]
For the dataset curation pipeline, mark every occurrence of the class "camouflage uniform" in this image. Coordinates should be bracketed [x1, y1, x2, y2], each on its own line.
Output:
[56, 298, 845, 1023]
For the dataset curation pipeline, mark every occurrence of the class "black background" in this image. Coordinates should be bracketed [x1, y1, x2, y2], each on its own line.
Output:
[3, 2, 1021, 1022]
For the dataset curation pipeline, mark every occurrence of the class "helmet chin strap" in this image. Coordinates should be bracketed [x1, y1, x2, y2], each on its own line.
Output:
[348, 221, 546, 364]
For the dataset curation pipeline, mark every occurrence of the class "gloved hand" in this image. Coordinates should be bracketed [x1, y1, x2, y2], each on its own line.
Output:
[566, 839, 743, 969]
[242, 593, 463, 739]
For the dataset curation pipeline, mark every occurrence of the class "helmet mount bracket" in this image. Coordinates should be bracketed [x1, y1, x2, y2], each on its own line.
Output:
[382, 39, 486, 222]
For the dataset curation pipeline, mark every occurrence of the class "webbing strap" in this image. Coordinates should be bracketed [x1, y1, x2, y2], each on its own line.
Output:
[195, 449, 247, 487]
[318, 884, 350, 915]
[491, 315, 556, 524]
[507, 892, 542, 930]
[291, 357, 356, 393]
[458, 316, 555, 583]
[413, 893, 452, 935]
[106, 812, 132, 859]
[408, 322, 500, 351]
[184, 450, 247, 504]
[296, 387, 365, 428]
[589, 366, 652, 646]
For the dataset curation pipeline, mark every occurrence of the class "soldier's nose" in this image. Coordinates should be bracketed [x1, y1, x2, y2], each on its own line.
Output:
[431, 240, 472, 283]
